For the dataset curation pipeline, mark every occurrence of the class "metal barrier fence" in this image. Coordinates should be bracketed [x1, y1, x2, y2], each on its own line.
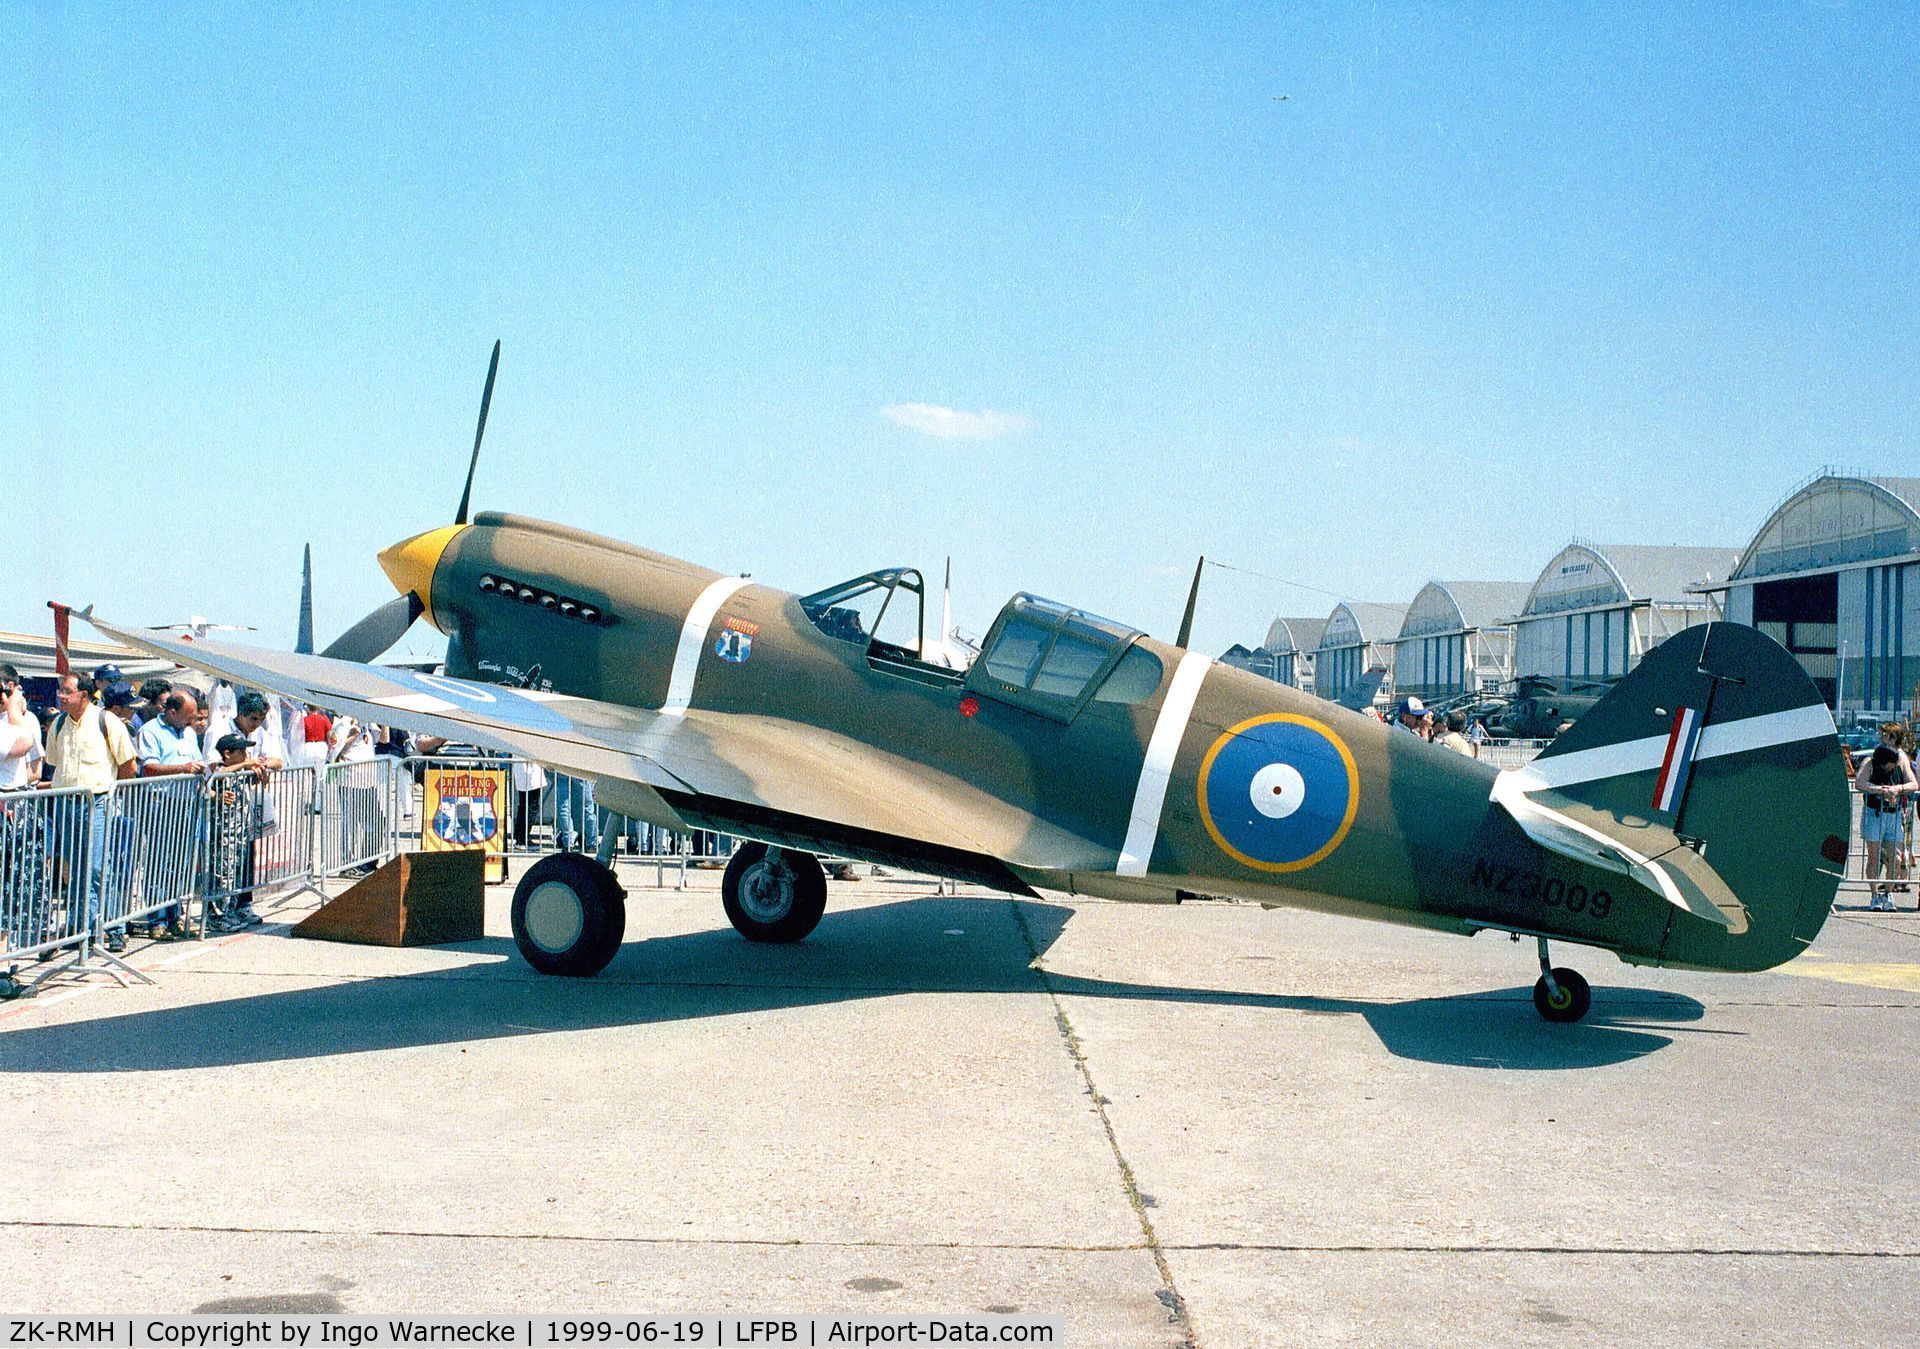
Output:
[1476, 740, 1549, 770]
[1, 785, 106, 969]
[194, 764, 331, 928]
[106, 773, 212, 940]
[316, 759, 393, 877]
[1, 763, 366, 992]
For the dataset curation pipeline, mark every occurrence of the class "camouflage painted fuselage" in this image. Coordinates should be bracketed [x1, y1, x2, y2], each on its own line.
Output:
[421, 513, 1843, 976]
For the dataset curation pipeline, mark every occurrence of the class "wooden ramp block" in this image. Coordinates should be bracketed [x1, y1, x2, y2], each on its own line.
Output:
[292, 850, 486, 947]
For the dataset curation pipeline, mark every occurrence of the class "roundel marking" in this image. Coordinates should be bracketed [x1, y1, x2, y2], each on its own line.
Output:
[1197, 713, 1359, 873]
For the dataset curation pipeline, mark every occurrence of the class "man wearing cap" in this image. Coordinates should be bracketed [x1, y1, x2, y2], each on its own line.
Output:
[207, 731, 269, 929]
[135, 689, 207, 940]
[1395, 697, 1432, 739]
[102, 681, 138, 727]
[203, 689, 286, 778]
[45, 672, 139, 953]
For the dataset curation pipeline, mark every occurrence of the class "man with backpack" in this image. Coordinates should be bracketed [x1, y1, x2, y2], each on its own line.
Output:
[44, 672, 138, 953]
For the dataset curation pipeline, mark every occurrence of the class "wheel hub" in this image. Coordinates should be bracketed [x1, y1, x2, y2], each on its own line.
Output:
[740, 858, 796, 923]
[524, 880, 586, 953]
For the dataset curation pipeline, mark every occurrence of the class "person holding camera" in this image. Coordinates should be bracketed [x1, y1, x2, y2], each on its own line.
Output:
[0, 665, 40, 792]
[1857, 722, 1917, 911]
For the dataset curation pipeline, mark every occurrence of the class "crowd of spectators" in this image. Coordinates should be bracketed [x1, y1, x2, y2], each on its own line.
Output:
[0, 664, 420, 987]
[3, 660, 696, 996]
[1387, 696, 1485, 757]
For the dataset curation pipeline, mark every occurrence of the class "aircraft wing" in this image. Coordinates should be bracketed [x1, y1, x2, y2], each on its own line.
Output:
[87, 617, 1111, 873]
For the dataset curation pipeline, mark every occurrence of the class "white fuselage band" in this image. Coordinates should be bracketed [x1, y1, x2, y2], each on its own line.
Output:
[1117, 651, 1212, 877]
[663, 576, 752, 717]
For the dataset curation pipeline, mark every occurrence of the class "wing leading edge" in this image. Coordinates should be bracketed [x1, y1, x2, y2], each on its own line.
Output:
[86, 616, 1113, 875]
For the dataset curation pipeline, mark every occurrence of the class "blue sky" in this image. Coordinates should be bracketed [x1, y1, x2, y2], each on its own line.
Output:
[5, 3, 1915, 661]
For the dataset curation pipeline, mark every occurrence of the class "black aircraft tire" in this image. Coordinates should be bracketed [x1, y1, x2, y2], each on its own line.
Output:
[1533, 968, 1592, 1023]
[723, 844, 827, 944]
[511, 853, 626, 977]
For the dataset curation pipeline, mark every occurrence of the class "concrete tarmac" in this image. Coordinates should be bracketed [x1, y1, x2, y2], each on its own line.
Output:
[3, 861, 1918, 1345]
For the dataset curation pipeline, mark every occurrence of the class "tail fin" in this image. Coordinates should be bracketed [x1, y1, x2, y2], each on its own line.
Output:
[1338, 667, 1388, 712]
[296, 543, 315, 656]
[1491, 623, 1847, 966]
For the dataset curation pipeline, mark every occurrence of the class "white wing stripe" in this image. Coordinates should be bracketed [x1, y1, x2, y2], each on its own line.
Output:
[374, 692, 459, 714]
[1117, 651, 1211, 878]
[662, 576, 752, 717]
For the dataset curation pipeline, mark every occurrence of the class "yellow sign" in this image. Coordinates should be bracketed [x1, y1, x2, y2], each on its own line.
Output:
[423, 764, 509, 884]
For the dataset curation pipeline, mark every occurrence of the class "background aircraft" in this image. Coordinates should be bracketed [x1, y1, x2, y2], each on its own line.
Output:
[1491, 674, 1610, 740]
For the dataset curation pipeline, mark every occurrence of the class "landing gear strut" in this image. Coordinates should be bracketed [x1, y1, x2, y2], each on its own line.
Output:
[723, 844, 827, 943]
[1531, 937, 1591, 1023]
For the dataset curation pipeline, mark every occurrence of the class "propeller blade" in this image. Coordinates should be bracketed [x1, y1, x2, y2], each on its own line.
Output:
[321, 593, 424, 664]
[454, 339, 501, 526]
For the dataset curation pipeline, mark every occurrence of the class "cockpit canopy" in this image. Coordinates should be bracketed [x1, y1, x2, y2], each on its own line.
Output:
[970, 593, 1162, 719]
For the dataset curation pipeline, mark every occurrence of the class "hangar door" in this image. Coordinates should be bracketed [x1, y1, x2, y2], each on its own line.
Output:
[1753, 574, 1838, 707]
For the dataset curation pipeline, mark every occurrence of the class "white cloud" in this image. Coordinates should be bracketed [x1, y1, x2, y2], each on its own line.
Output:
[880, 403, 1034, 440]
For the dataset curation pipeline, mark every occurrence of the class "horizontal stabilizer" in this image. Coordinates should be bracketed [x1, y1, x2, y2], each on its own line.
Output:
[1491, 771, 1740, 930]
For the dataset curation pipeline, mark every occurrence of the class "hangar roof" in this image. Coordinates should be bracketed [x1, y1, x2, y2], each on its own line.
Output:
[1318, 601, 1409, 651]
[1396, 581, 1532, 640]
[1519, 543, 1740, 619]
[1727, 473, 1920, 583]
[1264, 615, 1326, 655]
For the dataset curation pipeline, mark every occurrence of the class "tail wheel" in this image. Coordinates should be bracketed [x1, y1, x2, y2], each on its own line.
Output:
[1532, 967, 1592, 1023]
[511, 853, 626, 976]
[722, 844, 827, 943]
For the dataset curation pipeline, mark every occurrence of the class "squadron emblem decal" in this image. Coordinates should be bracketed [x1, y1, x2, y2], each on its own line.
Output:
[715, 615, 758, 664]
[1197, 713, 1358, 872]
[430, 769, 502, 846]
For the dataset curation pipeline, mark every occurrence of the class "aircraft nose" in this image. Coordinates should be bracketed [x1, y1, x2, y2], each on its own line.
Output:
[377, 524, 467, 628]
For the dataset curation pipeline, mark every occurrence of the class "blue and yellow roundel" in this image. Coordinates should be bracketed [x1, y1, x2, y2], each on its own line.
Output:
[1197, 714, 1359, 872]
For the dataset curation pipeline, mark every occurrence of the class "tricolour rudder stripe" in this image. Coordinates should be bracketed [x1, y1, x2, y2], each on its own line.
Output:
[1651, 706, 1702, 813]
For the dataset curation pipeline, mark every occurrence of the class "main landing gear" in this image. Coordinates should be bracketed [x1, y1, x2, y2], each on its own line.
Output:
[511, 853, 627, 976]
[1532, 936, 1591, 1023]
[508, 844, 831, 976]
[722, 843, 827, 943]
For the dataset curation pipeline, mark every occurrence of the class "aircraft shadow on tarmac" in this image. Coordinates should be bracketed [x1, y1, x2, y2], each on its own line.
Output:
[0, 898, 1705, 1074]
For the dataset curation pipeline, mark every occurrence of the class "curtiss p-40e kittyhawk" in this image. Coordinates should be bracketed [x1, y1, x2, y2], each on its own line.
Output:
[87, 366, 1849, 1024]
